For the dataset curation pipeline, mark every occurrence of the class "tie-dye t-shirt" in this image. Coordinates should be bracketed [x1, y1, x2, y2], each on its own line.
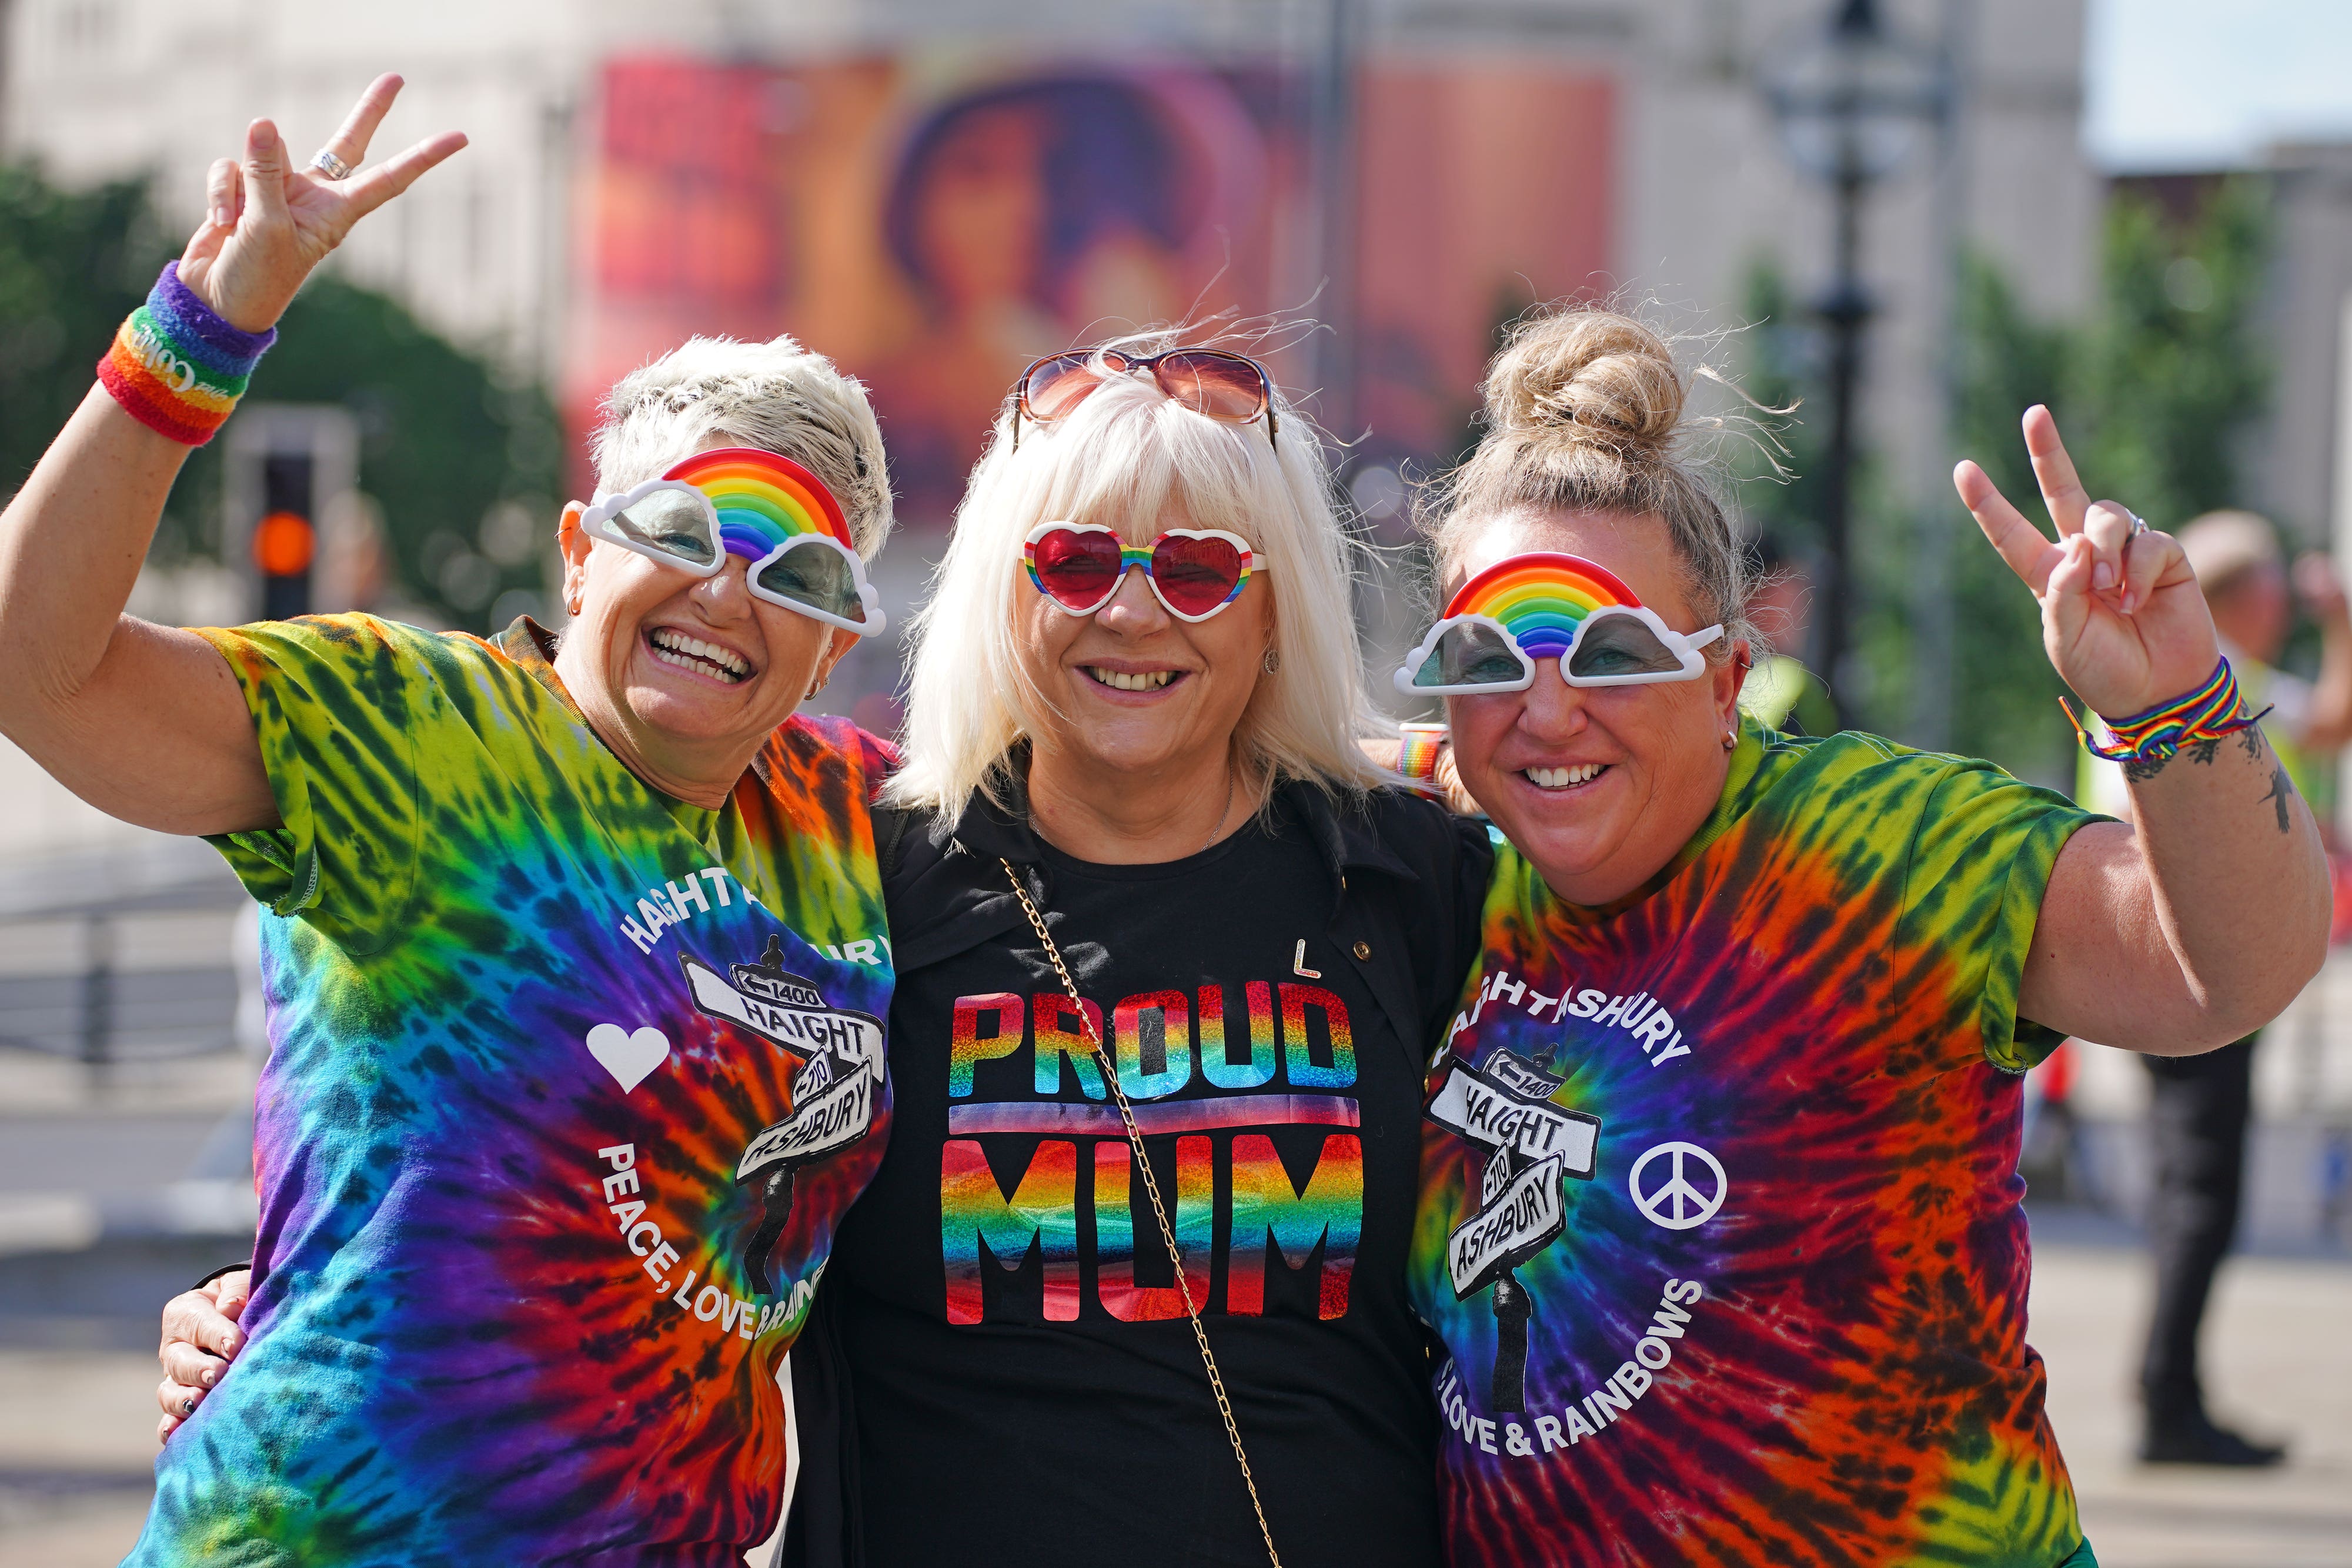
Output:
[125, 616, 894, 1567]
[1411, 721, 2098, 1568]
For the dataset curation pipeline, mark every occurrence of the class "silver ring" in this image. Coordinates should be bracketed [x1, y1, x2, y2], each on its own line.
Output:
[2126, 509, 2149, 536]
[309, 149, 352, 182]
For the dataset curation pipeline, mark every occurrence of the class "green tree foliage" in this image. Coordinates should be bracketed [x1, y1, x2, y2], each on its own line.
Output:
[0, 165, 562, 628]
[1948, 255, 2074, 776]
[0, 169, 168, 496]
[1732, 259, 1896, 736]
[2074, 178, 2273, 529]
[1739, 179, 2270, 778]
[256, 278, 565, 627]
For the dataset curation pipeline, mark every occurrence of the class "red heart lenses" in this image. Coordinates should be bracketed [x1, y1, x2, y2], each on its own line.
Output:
[1029, 526, 1127, 610]
[1150, 534, 1245, 617]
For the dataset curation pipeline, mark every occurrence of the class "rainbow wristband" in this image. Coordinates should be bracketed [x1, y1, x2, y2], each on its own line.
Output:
[1398, 723, 1448, 794]
[95, 263, 275, 445]
[2064, 656, 2270, 765]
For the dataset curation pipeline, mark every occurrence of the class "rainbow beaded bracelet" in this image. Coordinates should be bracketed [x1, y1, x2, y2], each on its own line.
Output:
[95, 263, 275, 445]
[2063, 657, 2270, 765]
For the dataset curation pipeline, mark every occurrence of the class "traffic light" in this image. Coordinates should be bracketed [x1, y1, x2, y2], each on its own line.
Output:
[223, 406, 358, 624]
[253, 454, 318, 620]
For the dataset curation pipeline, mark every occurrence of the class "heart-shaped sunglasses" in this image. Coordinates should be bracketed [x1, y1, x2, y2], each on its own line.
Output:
[577, 448, 885, 637]
[1023, 522, 1267, 622]
[1397, 551, 1722, 694]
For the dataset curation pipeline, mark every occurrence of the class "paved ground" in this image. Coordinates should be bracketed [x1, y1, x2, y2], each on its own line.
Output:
[0, 1232, 2342, 1567]
[2039, 1243, 2352, 1567]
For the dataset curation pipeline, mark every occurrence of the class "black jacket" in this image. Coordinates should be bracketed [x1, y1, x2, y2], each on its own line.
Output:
[780, 778, 1492, 1568]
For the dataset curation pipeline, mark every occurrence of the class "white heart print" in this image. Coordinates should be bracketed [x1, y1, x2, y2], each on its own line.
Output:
[586, 1022, 671, 1093]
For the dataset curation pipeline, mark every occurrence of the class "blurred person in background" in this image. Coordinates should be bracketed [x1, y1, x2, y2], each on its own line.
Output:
[0, 77, 909, 1563]
[1735, 534, 1835, 735]
[1394, 307, 2328, 1565]
[2075, 508, 2352, 1466]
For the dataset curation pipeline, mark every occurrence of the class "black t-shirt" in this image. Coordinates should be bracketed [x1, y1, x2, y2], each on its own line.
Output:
[824, 787, 1484, 1568]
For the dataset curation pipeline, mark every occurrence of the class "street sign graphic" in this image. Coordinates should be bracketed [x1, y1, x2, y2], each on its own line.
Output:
[1448, 1151, 1567, 1297]
[1428, 1064, 1600, 1173]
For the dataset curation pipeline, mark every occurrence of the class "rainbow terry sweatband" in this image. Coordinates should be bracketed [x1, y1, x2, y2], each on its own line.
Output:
[95, 263, 275, 445]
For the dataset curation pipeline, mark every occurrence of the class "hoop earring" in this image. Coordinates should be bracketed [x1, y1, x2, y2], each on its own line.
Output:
[1722, 730, 1737, 751]
[1261, 648, 1281, 675]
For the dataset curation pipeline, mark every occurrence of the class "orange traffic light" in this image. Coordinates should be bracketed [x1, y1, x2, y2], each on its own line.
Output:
[252, 511, 317, 577]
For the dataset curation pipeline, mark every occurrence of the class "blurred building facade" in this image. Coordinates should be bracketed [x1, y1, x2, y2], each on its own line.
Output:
[1, 0, 2098, 526]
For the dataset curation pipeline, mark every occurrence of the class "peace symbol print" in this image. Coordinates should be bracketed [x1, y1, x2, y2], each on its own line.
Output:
[1628, 1141, 1728, 1231]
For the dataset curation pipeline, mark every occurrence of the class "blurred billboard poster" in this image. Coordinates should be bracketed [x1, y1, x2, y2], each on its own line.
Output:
[568, 54, 1614, 529]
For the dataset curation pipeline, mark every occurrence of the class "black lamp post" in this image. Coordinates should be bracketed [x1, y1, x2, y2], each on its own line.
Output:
[1763, 0, 1947, 729]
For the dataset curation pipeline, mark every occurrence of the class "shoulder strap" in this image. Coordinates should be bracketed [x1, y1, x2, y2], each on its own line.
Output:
[873, 804, 916, 883]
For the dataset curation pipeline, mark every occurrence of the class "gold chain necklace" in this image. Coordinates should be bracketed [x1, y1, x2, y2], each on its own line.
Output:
[998, 858, 1284, 1567]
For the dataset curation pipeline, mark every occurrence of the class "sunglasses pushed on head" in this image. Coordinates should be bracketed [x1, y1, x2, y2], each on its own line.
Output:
[1013, 346, 1278, 452]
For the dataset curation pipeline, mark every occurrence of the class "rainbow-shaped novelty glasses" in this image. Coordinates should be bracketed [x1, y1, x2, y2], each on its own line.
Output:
[1396, 551, 1722, 694]
[579, 447, 884, 635]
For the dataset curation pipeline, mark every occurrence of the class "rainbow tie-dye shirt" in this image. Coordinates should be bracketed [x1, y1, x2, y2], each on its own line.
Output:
[1411, 722, 2097, 1568]
[125, 616, 893, 1567]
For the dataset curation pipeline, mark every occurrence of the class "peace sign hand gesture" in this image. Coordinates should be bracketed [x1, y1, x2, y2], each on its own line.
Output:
[1953, 406, 2220, 720]
[176, 74, 467, 335]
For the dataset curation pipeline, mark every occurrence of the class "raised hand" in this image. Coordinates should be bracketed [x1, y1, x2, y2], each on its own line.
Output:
[175, 73, 466, 333]
[1953, 406, 2220, 720]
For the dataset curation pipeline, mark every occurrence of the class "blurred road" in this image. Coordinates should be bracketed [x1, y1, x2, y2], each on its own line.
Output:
[0, 1222, 2343, 1567]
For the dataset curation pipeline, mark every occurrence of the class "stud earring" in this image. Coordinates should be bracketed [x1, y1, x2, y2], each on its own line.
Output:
[1262, 648, 1281, 675]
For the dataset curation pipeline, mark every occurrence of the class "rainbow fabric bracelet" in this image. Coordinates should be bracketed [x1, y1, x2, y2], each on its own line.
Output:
[2064, 656, 2270, 765]
[95, 263, 275, 445]
[1399, 723, 1449, 794]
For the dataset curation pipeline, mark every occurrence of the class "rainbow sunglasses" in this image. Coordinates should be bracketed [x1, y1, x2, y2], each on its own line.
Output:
[1396, 551, 1722, 695]
[579, 447, 885, 636]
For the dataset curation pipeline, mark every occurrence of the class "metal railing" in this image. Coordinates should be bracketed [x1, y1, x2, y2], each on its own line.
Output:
[0, 912, 241, 1091]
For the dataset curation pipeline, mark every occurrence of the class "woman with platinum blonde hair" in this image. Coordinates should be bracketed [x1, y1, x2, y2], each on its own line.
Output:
[782, 337, 1494, 1568]
[888, 337, 1381, 817]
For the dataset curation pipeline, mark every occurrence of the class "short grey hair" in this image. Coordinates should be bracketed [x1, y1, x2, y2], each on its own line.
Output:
[589, 335, 894, 560]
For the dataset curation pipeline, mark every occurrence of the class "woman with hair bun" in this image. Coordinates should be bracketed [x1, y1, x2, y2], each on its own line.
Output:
[1398, 306, 2327, 1567]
